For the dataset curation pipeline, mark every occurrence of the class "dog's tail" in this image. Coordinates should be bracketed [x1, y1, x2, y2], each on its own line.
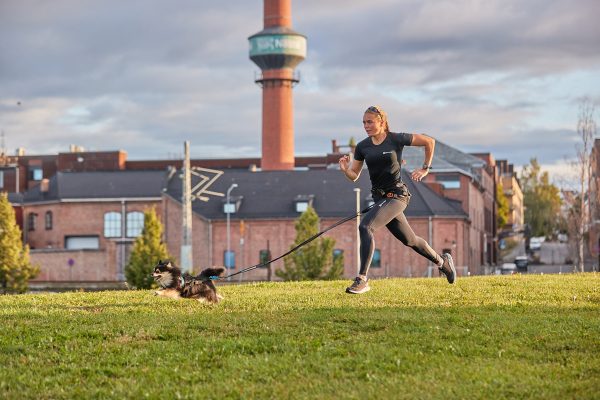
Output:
[199, 267, 226, 280]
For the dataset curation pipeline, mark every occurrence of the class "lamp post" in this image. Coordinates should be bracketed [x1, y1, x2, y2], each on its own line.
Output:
[226, 183, 238, 276]
[354, 188, 361, 276]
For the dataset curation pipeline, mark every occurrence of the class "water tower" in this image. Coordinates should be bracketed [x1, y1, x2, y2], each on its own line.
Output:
[249, 0, 306, 171]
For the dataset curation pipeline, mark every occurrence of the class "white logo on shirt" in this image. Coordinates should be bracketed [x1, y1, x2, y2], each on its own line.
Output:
[382, 151, 393, 154]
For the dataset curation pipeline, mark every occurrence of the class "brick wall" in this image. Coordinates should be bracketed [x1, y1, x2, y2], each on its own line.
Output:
[30, 248, 113, 281]
[24, 195, 469, 283]
[24, 201, 161, 250]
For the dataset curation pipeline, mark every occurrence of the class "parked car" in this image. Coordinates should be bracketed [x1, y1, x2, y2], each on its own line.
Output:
[529, 236, 545, 250]
[500, 262, 517, 275]
[514, 256, 528, 272]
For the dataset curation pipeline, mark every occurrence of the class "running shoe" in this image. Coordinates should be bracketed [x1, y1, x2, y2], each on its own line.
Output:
[346, 276, 370, 294]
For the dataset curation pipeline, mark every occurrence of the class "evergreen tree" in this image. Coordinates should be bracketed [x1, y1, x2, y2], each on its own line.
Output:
[520, 158, 562, 237]
[276, 206, 344, 281]
[496, 181, 510, 228]
[0, 193, 39, 293]
[125, 207, 171, 289]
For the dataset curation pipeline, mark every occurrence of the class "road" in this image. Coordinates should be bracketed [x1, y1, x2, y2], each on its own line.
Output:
[499, 240, 580, 274]
[526, 264, 577, 274]
[538, 241, 570, 265]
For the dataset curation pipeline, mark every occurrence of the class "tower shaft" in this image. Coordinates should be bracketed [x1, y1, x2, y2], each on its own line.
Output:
[264, 0, 291, 28]
[249, 0, 306, 171]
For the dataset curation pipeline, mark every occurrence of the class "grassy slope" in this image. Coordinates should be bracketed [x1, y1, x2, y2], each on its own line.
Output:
[1, 274, 599, 399]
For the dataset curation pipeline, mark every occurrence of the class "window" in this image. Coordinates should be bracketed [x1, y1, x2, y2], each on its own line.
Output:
[27, 212, 36, 231]
[45, 211, 53, 230]
[259, 249, 271, 267]
[126, 211, 144, 237]
[371, 249, 381, 268]
[104, 212, 121, 238]
[294, 195, 314, 213]
[435, 174, 461, 189]
[29, 167, 43, 181]
[295, 201, 309, 213]
[65, 236, 99, 250]
[224, 250, 235, 269]
[0, 171, 3, 188]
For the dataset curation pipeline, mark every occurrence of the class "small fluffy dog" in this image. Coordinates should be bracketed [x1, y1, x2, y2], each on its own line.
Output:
[152, 260, 226, 303]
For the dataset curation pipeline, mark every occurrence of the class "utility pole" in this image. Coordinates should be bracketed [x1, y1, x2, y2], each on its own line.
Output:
[181, 141, 193, 273]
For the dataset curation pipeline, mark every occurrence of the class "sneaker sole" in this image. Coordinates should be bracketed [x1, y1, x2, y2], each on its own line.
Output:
[346, 286, 371, 294]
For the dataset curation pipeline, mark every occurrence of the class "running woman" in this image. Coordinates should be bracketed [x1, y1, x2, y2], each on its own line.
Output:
[339, 105, 456, 294]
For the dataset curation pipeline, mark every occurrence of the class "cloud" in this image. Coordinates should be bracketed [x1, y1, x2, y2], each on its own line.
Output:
[0, 0, 599, 184]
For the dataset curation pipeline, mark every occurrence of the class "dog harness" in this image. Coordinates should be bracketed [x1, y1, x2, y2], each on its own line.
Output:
[177, 276, 186, 289]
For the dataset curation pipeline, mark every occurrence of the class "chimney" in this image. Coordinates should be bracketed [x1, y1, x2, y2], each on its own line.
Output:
[40, 178, 50, 193]
[331, 139, 338, 153]
[425, 181, 445, 197]
[15, 147, 25, 156]
[249, 0, 306, 170]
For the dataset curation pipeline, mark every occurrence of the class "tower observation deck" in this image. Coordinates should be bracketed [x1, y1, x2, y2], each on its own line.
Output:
[249, 0, 306, 171]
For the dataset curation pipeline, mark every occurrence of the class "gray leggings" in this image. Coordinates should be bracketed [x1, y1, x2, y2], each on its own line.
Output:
[359, 197, 440, 276]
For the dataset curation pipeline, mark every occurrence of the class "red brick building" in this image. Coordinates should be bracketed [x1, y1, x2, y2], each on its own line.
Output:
[19, 165, 468, 288]
[7, 139, 529, 288]
[403, 141, 500, 273]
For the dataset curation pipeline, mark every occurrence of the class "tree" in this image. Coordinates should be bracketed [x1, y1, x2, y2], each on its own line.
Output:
[496, 181, 510, 229]
[0, 193, 39, 293]
[125, 207, 171, 289]
[570, 100, 597, 271]
[276, 206, 344, 281]
[520, 158, 562, 238]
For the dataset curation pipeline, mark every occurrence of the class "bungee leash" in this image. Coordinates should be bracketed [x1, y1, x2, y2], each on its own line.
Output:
[209, 203, 376, 281]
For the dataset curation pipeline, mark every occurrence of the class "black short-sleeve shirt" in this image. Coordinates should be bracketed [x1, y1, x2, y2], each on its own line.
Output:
[354, 132, 413, 191]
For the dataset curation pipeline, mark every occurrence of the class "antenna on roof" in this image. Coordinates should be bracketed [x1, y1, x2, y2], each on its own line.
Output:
[0, 130, 5, 156]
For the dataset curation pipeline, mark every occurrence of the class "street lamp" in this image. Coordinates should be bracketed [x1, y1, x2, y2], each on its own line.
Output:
[226, 183, 238, 274]
[354, 188, 361, 276]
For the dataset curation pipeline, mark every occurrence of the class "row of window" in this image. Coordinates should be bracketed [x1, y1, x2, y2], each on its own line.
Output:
[27, 211, 145, 238]
[103, 212, 144, 238]
[223, 249, 382, 268]
[27, 211, 54, 231]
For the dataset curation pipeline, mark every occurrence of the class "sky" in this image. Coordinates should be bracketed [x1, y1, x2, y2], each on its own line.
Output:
[1, 0, 599, 184]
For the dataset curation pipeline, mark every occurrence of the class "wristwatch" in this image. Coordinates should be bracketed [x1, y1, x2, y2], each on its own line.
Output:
[422, 164, 432, 170]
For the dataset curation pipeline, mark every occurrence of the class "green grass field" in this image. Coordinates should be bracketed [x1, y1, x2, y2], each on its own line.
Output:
[1, 273, 599, 399]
